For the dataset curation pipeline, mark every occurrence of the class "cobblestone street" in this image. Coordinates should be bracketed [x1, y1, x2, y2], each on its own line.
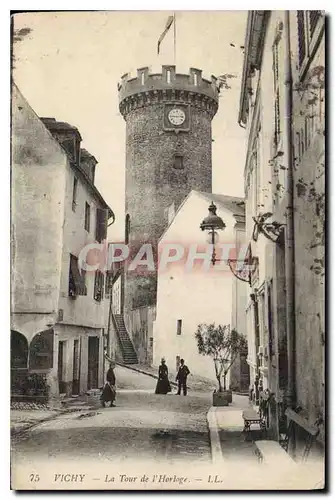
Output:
[11, 366, 212, 467]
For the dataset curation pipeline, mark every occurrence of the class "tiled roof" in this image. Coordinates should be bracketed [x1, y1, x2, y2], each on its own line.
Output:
[197, 191, 245, 218]
[40, 117, 82, 140]
[80, 148, 98, 163]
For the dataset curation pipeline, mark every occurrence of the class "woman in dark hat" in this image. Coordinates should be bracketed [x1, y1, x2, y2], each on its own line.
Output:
[155, 358, 171, 395]
[100, 361, 116, 407]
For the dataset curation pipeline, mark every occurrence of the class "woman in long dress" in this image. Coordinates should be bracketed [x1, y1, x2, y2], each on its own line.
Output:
[155, 358, 171, 395]
[100, 362, 116, 407]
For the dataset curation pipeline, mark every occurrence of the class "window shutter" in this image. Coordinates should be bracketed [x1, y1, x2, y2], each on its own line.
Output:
[94, 270, 104, 301]
[297, 11, 306, 67]
[96, 208, 108, 243]
[69, 254, 87, 296]
[309, 11, 321, 38]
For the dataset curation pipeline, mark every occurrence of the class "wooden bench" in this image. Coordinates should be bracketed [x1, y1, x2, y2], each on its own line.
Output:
[242, 409, 266, 439]
[281, 408, 322, 461]
[255, 439, 298, 467]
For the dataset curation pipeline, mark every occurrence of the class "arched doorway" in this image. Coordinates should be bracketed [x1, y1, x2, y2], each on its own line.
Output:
[11, 330, 28, 369]
[11, 330, 28, 396]
[29, 329, 54, 370]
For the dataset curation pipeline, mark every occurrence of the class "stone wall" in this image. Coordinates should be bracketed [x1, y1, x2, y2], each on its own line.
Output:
[120, 67, 218, 316]
[124, 305, 156, 365]
[291, 38, 325, 439]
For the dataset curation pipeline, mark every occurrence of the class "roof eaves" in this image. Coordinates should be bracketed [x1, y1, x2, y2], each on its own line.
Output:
[238, 11, 269, 126]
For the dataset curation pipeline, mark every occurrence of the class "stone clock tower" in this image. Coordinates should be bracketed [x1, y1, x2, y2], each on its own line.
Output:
[118, 65, 219, 311]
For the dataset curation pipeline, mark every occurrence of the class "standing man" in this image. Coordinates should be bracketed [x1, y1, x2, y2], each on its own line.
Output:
[176, 359, 190, 396]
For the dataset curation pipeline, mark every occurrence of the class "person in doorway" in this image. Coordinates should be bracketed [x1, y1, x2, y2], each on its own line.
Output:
[176, 359, 190, 396]
[100, 362, 116, 407]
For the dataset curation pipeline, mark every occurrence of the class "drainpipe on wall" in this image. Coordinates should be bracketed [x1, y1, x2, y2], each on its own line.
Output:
[283, 12, 296, 414]
[251, 293, 261, 404]
[107, 276, 114, 361]
[106, 215, 116, 369]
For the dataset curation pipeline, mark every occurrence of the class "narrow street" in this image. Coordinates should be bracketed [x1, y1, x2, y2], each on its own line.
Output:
[11, 366, 212, 469]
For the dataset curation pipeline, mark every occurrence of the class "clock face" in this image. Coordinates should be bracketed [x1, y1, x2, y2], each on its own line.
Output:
[168, 108, 186, 126]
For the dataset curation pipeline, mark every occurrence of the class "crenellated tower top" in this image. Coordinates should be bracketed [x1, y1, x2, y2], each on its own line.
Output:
[118, 66, 219, 119]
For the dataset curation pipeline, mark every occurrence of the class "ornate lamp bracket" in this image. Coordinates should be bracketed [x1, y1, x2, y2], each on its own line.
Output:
[227, 259, 251, 285]
[252, 213, 285, 243]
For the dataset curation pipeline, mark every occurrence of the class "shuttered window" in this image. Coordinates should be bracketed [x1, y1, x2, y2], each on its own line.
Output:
[298, 11, 323, 68]
[72, 177, 78, 211]
[94, 270, 104, 302]
[96, 208, 108, 243]
[85, 202, 90, 232]
[105, 271, 112, 297]
[309, 10, 322, 37]
[297, 11, 306, 67]
[69, 254, 87, 296]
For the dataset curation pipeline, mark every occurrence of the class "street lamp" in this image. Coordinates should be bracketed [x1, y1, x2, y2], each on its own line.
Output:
[200, 202, 254, 284]
[200, 201, 226, 266]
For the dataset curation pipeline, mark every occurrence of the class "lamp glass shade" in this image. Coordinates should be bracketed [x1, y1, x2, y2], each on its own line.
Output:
[206, 231, 219, 245]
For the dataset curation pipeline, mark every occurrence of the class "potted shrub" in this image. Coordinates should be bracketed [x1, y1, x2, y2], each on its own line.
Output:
[195, 323, 247, 406]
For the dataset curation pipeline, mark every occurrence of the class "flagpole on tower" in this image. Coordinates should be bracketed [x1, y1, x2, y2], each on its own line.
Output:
[157, 14, 176, 63]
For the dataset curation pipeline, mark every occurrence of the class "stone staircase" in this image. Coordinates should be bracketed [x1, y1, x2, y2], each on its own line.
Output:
[113, 314, 138, 364]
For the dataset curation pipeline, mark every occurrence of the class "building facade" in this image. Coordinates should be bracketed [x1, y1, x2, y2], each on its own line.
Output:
[238, 11, 325, 453]
[153, 190, 248, 386]
[11, 85, 114, 402]
[118, 66, 219, 318]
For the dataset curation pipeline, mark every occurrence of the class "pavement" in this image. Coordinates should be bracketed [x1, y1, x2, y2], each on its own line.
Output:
[207, 397, 325, 490]
[207, 396, 260, 467]
[10, 365, 324, 490]
[118, 362, 218, 392]
[11, 409, 62, 436]
[11, 366, 212, 471]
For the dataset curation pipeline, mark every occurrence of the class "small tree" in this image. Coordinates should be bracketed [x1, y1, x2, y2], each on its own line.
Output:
[195, 323, 247, 392]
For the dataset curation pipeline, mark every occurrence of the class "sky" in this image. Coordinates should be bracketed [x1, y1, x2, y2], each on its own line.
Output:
[13, 11, 248, 240]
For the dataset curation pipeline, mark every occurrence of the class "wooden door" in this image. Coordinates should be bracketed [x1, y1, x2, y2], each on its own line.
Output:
[88, 337, 99, 390]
